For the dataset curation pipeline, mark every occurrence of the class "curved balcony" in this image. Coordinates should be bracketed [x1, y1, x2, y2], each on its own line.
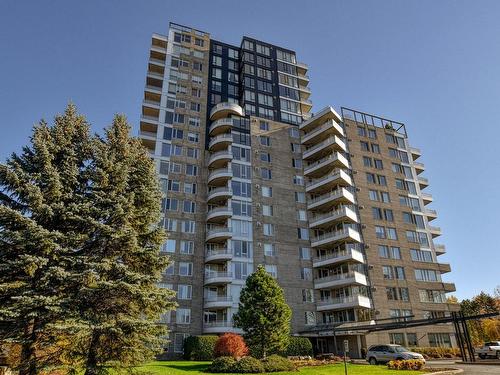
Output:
[204, 296, 233, 309]
[317, 295, 372, 312]
[311, 227, 361, 249]
[303, 136, 347, 161]
[208, 134, 233, 152]
[207, 187, 232, 204]
[206, 227, 232, 242]
[304, 152, 350, 178]
[208, 168, 233, 186]
[209, 118, 233, 136]
[314, 271, 368, 290]
[313, 248, 364, 268]
[306, 169, 352, 194]
[203, 321, 238, 334]
[207, 206, 233, 223]
[208, 150, 233, 168]
[307, 187, 355, 211]
[205, 248, 233, 263]
[309, 205, 358, 229]
[210, 102, 244, 121]
[204, 271, 233, 286]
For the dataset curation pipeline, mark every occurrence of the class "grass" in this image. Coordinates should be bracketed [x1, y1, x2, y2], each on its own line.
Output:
[137, 361, 424, 374]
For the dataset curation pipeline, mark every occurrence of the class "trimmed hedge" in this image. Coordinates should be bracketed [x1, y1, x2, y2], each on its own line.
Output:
[183, 335, 218, 360]
[232, 357, 265, 373]
[281, 337, 313, 357]
[409, 347, 461, 359]
[208, 356, 238, 373]
[262, 355, 296, 372]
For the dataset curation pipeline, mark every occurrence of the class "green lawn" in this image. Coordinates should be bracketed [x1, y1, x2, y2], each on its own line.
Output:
[138, 361, 424, 375]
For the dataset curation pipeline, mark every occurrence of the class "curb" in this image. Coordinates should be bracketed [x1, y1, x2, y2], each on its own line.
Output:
[423, 369, 463, 375]
[455, 361, 500, 366]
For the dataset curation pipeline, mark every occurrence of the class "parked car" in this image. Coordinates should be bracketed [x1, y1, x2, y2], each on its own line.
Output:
[366, 344, 425, 364]
[476, 341, 500, 359]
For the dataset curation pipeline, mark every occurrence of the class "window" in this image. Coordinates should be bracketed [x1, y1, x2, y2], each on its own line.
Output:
[180, 241, 194, 254]
[244, 90, 255, 102]
[302, 289, 314, 303]
[371, 143, 381, 153]
[260, 152, 271, 162]
[395, 266, 406, 280]
[374, 159, 384, 169]
[382, 266, 393, 279]
[257, 67, 272, 80]
[258, 93, 273, 106]
[176, 308, 191, 324]
[177, 284, 192, 300]
[363, 156, 373, 168]
[390, 247, 401, 259]
[297, 228, 309, 240]
[184, 183, 196, 194]
[163, 218, 177, 231]
[357, 127, 366, 137]
[258, 80, 273, 93]
[164, 262, 174, 276]
[415, 269, 441, 282]
[410, 249, 434, 263]
[277, 49, 296, 63]
[186, 164, 198, 176]
[260, 136, 271, 146]
[264, 243, 276, 256]
[299, 247, 311, 260]
[292, 158, 302, 169]
[295, 192, 306, 203]
[297, 210, 307, 221]
[305, 311, 316, 326]
[375, 226, 386, 239]
[291, 143, 301, 152]
[368, 129, 377, 139]
[265, 264, 277, 278]
[293, 175, 304, 185]
[232, 200, 252, 217]
[381, 191, 390, 203]
[232, 163, 252, 179]
[161, 239, 176, 253]
[212, 55, 222, 66]
[212, 68, 222, 79]
[179, 262, 193, 276]
[369, 190, 379, 201]
[165, 198, 178, 211]
[387, 227, 398, 240]
[419, 290, 446, 303]
[232, 181, 252, 197]
[389, 333, 405, 346]
[378, 245, 389, 258]
[260, 121, 269, 131]
[228, 48, 239, 59]
[384, 209, 394, 221]
[407, 333, 418, 347]
[263, 205, 273, 216]
[261, 168, 272, 180]
[372, 207, 383, 220]
[262, 186, 272, 197]
[263, 223, 275, 236]
[428, 333, 452, 348]
[183, 200, 196, 213]
[289, 127, 300, 138]
[360, 141, 369, 151]
[256, 43, 271, 56]
[181, 220, 196, 233]
[301, 267, 312, 280]
[174, 333, 188, 353]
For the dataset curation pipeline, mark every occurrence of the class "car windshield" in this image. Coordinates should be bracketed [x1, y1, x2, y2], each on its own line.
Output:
[393, 346, 409, 353]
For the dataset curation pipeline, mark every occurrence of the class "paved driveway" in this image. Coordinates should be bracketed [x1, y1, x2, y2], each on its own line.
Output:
[426, 360, 500, 374]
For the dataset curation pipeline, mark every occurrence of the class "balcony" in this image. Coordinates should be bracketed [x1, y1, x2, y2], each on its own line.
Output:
[306, 169, 352, 194]
[309, 206, 358, 229]
[208, 134, 232, 152]
[422, 192, 433, 205]
[301, 120, 344, 144]
[148, 56, 166, 67]
[206, 206, 232, 223]
[304, 152, 350, 177]
[414, 162, 425, 174]
[435, 244, 446, 255]
[205, 248, 233, 263]
[429, 226, 442, 238]
[206, 227, 232, 242]
[316, 295, 372, 312]
[208, 150, 233, 168]
[297, 72, 310, 84]
[418, 176, 429, 189]
[207, 168, 232, 186]
[204, 296, 233, 309]
[311, 227, 361, 249]
[438, 263, 451, 274]
[424, 208, 437, 221]
[209, 118, 233, 136]
[204, 271, 233, 286]
[139, 130, 157, 141]
[300, 107, 343, 133]
[145, 84, 162, 94]
[142, 98, 161, 110]
[443, 282, 456, 292]
[210, 102, 244, 121]
[207, 187, 232, 204]
[410, 147, 421, 160]
[307, 188, 355, 211]
[313, 248, 364, 268]
[314, 271, 368, 290]
[300, 98, 313, 112]
[203, 321, 238, 334]
[303, 136, 347, 161]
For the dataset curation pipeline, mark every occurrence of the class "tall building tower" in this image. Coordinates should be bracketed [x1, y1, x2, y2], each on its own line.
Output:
[139, 22, 457, 357]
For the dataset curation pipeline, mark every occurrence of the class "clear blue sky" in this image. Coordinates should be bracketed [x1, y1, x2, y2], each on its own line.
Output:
[1, 0, 499, 300]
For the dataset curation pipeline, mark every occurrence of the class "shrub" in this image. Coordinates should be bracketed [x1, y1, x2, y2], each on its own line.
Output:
[281, 337, 313, 357]
[232, 356, 264, 373]
[214, 333, 249, 359]
[262, 354, 296, 372]
[387, 359, 425, 370]
[409, 347, 461, 358]
[183, 335, 218, 360]
[207, 356, 238, 373]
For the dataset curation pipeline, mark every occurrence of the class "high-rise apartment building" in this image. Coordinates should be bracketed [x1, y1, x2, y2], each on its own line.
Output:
[138, 22, 458, 357]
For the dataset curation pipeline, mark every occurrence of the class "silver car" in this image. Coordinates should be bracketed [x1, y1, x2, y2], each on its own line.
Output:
[366, 344, 425, 364]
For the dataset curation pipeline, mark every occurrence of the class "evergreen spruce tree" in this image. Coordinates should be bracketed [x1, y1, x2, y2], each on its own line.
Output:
[0, 106, 175, 374]
[0, 105, 94, 375]
[233, 265, 292, 358]
[68, 115, 175, 375]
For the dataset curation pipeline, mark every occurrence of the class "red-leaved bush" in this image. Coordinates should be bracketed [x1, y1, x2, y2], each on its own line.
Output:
[214, 333, 249, 359]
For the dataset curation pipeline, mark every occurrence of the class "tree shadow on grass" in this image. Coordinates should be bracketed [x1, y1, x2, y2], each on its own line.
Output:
[149, 363, 210, 372]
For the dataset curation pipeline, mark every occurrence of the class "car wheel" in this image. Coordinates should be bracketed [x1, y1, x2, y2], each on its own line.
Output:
[496, 351, 500, 360]
[478, 354, 485, 359]
[369, 357, 378, 365]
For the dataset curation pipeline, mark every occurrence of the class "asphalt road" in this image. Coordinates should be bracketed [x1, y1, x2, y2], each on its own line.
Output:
[426, 360, 500, 374]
